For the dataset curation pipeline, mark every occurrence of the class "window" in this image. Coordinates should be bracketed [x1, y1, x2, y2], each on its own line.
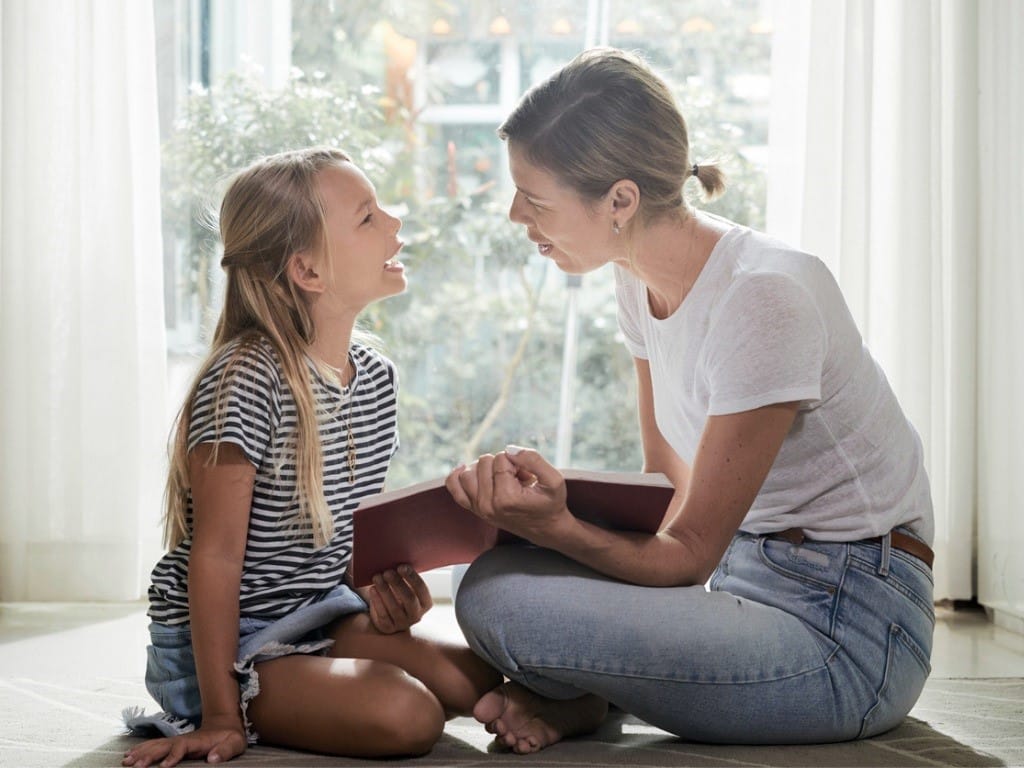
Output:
[153, 0, 773, 488]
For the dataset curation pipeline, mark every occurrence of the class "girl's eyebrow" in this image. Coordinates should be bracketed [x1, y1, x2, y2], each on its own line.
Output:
[353, 197, 373, 219]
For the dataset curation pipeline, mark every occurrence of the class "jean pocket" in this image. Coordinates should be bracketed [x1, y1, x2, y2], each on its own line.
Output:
[858, 623, 932, 738]
[145, 632, 202, 720]
[755, 538, 842, 639]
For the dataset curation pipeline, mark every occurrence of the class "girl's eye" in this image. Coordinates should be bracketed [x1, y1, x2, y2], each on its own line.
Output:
[361, 213, 373, 225]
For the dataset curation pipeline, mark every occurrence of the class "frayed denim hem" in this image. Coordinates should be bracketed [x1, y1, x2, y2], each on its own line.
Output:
[233, 637, 335, 744]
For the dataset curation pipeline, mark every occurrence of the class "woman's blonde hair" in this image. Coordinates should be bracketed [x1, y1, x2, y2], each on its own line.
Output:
[498, 47, 725, 223]
[163, 146, 352, 551]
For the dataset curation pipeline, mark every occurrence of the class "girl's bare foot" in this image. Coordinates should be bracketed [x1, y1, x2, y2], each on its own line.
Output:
[472, 681, 608, 754]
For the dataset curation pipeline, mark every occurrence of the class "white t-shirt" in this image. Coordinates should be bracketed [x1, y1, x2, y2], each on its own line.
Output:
[615, 219, 934, 544]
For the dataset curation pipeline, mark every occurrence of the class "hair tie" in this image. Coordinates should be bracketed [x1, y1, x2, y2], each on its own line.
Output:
[691, 163, 699, 177]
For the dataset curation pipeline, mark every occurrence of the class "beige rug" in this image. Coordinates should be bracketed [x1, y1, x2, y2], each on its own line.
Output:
[0, 676, 1020, 767]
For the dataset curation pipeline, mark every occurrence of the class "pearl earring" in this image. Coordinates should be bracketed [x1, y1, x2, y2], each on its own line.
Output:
[612, 223, 621, 235]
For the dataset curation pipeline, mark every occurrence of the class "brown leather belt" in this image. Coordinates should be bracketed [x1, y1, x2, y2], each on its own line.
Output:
[771, 528, 934, 569]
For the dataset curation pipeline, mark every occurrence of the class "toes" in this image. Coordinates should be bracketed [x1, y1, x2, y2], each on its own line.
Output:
[473, 687, 509, 725]
[514, 735, 540, 755]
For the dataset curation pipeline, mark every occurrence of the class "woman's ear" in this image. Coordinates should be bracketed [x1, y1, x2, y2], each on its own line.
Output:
[287, 250, 324, 294]
[608, 179, 640, 228]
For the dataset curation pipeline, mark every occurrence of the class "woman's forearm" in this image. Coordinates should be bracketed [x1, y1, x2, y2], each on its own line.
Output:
[530, 512, 712, 588]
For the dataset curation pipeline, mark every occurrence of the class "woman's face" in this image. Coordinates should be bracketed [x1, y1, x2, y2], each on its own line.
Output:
[314, 162, 406, 310]
[506, 143, 615, 274]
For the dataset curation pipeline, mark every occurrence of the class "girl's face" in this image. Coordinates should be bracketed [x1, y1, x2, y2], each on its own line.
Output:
[314, 162, 406, 311]
[506, 143, 615, 274]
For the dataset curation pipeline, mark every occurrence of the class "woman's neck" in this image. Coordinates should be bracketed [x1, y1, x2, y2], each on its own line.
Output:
[620, 212, 719, 320]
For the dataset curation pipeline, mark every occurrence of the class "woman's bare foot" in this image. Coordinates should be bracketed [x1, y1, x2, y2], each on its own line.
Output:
[472, 681, 608, 754]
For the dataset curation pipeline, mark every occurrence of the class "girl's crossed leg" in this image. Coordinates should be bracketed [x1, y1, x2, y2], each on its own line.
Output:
[248, 653, 444, 758]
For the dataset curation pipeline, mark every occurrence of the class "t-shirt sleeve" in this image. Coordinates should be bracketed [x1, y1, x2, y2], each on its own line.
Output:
[703, 272, 825, 415]
[187, 344, 281, 467]
[614, 265, 648, 359]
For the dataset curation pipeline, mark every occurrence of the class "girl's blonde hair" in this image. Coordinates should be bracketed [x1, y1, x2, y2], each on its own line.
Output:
[163, 146, 352, 551]
[498, 48, 725, 223]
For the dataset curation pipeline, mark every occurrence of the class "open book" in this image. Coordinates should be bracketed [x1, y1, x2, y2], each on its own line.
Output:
[350, 469, 674, 587]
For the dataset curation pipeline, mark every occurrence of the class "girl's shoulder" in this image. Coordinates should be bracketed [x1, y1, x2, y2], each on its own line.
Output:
[350, 342, 399, 390]
[203, 334, 285, 393]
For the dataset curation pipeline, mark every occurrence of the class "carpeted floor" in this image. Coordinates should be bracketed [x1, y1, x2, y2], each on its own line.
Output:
[0, 676, 1021, 767]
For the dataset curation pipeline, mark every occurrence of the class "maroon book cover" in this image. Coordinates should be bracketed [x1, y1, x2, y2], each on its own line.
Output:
[350, 470, 674, 587]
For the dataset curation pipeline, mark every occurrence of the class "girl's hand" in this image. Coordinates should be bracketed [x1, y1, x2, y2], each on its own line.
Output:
[122, 718, 246, 767]
[358, 565, 433, 634]
[445, 446, 574, 546]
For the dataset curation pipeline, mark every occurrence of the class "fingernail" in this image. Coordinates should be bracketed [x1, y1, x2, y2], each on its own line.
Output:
[505, 444, 524, 455]
[399, 565, 412, 576]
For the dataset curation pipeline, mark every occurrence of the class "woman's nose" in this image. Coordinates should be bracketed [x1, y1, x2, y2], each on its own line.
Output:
[508, 192, 528, 224]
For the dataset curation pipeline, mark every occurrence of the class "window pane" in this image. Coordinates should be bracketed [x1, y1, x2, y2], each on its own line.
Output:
[154, 0, 772, 486]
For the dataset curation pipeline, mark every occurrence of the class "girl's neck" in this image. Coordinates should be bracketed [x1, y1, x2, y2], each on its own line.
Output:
[309, 332, 355, 387]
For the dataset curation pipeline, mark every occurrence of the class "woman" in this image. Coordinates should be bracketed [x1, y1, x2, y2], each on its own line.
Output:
[446, 48, 934, 754]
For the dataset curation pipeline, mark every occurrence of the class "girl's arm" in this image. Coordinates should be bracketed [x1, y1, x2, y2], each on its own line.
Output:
[124, 442, 253, 768]
[448, 399, 799, 589]
[188, 442, 253, 737]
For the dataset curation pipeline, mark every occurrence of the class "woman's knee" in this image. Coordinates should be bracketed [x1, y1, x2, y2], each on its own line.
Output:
[454, 548, 534, 645]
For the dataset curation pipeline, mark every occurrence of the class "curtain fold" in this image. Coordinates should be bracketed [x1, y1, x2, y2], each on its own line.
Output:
[976, 0, 1024, 625]
[0, 0, 167, 600]
[766, 0, 979, 600]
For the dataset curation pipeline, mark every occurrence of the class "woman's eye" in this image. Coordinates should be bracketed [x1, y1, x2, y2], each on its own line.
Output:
[362, 213, 373, 225]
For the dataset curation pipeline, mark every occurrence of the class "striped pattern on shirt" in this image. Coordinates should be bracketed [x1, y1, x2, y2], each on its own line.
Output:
[148, 337, 399, 625]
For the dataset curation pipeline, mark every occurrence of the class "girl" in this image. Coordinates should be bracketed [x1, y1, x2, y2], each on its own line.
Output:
[123, 147, 500, 767]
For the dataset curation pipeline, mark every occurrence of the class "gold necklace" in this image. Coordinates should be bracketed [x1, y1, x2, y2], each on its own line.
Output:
[344, 400, 357, 484]
[320, 358, 357, 484]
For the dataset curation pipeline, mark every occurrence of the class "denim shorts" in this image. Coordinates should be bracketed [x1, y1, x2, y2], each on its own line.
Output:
[131, 584, 367, 744]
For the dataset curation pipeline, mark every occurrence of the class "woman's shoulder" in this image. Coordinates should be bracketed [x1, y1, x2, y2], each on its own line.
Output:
[714, 225, 835, 296]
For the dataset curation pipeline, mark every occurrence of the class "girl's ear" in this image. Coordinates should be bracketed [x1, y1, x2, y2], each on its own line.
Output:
[287, 250, 324, 294]
[608, 179, 640, 228]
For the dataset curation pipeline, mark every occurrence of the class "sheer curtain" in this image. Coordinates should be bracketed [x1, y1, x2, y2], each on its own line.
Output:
[0, 1, 167, 600]
[976, 1, 1024, 629]
[766, 0, 984, 601]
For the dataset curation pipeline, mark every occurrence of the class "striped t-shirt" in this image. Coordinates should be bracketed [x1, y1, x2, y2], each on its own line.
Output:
[148, 336, 399, 625]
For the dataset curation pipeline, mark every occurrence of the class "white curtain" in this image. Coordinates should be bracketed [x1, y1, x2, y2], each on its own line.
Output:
[0, 1, 167, 600]
[976, 2, 1024, 627]
[766, 0, 984, 601]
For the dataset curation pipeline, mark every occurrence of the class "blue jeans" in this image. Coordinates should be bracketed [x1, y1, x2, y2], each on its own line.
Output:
[455, 531, 934, 744]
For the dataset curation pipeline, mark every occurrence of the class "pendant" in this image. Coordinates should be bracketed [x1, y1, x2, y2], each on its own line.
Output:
[347, 425, 357, 483]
